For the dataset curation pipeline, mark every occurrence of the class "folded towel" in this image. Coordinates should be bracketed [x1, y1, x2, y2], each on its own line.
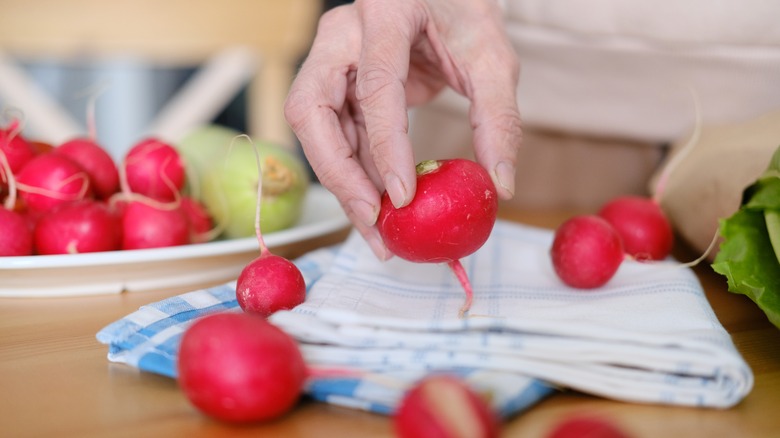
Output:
[97, 220, 753, 417]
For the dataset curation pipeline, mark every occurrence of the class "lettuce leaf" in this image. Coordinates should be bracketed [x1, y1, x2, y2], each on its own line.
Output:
[712, 147, 780, 329]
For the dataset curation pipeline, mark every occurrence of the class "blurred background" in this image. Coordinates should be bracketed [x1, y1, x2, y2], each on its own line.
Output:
[0, 0, 348, 160]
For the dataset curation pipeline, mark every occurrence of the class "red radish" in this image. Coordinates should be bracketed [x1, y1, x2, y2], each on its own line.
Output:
[120, 200, 189, 250]
[235, 135, 306, 317]
[122, 138, 185, 202]
[394, 374, 500, 438]
[598, 196, 674, 261]
[177, 312, 306, 423]
[28, 140, 54, 156]
[55, 138, 120, 200]
[15, 153, 92, 214]
[237, 254, 306, 317]
[0, 118, 36, 177]
[0, 207, 33, 256]
[376, 159, 498, 317]
[181, 196, 214, 244]
[34, 200, 121, 254]
[550, 215, 624, 289]
[546, 415, 631, 438]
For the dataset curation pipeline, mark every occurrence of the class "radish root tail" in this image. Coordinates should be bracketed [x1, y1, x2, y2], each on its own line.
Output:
[226, 134, 267, 255]
[448, 259, 474, 319]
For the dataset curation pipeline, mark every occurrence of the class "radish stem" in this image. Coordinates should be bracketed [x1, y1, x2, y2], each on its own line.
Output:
[448, 259, 474, 318]
[226, 134, 268, 256]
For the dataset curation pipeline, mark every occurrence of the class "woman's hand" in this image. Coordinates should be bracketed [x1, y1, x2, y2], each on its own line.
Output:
[284, 0, 521, 259]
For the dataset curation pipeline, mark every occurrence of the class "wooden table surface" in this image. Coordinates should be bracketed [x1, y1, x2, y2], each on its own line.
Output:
[2, 209, 779, 438]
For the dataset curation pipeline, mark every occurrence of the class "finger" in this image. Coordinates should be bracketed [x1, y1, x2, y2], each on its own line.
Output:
[355, 0, 422, 208]
[284, 7, 382, 228]
[344, 201, 393, 261]
[467, 24, 522, 200]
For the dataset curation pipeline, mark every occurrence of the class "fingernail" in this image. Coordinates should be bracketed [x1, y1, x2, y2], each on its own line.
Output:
[385, 172, 409, 209]
[348, 198, 379, 226]
[365, 232, 393, 261]
[494, 161, 516, 197]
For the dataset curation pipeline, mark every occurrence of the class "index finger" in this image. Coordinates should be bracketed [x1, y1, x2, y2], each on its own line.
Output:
[354, 0, 422, 209]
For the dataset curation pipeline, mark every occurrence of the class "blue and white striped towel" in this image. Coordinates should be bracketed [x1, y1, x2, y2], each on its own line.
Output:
[97, 220, 753, 416]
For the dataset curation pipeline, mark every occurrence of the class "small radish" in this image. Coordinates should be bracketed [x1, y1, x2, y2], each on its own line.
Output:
[546, 415, 631, 438]
[234, 135, 306, 317]
[177, 312, 307, 423]
[394, 374, 500, 438]
[0, 207, 33, 256]
[122, 138, 185, 202]
[181, 196, 214, 244]
[0, 117, 36, 177]
[120, 200, 189, 250]
[550, 215, 624, 289]
[55, 138, 120, 200]
[598, 196, 674, 261]
[376, 159, 498, 317]
[15, 153, 92, 214]
[34, 200, 122, 255]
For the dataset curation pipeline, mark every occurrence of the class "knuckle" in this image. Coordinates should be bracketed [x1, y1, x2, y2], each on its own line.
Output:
[355, 63, 400, 104]
[283, 87, 314, 131]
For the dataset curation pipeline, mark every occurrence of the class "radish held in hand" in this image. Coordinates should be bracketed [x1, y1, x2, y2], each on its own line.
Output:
[598, 195, 674, 261]
[234, 135, 306, 317]
[377, 159, 498, 317]
[177, 312, 307, 423]
[551, 215, 624, 289]
[394, 374, 500, 438]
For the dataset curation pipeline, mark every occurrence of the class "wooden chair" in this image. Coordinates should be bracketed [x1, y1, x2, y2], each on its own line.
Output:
[0, 0, 322, 149]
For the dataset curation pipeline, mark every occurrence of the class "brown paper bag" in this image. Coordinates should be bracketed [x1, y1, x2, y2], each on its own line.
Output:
[651, 110, 780, 260]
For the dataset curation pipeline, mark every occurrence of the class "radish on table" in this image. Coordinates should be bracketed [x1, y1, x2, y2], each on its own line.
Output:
[394, 374, 501, 438]
[550, 215, 625, 289]
[377, 159, 498, 317]
[232, 135, 306, 317]
[177, 312, 307, 423]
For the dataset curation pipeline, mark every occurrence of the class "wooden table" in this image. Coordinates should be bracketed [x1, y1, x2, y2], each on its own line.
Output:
[2, 209, 779, 438]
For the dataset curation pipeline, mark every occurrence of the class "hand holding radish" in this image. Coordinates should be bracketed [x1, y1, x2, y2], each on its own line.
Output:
[284, 0, 520, 260]
[377, 158, 498, 317]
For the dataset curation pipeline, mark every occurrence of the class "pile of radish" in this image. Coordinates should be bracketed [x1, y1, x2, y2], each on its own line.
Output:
[550, 195, 675, 289]
[0, 115, 214, 257]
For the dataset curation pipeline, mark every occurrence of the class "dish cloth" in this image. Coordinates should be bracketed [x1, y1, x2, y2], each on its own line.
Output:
[97, 220, 753, 417]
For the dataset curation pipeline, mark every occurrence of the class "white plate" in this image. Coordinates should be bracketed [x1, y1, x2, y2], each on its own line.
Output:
[0, 185, 351, 297]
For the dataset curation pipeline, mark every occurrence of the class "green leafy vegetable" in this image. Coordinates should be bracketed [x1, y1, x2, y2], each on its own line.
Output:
[712, 146, 780, 329]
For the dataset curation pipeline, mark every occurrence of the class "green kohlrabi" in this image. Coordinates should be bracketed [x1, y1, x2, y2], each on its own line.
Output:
[712, 145, 780, 329]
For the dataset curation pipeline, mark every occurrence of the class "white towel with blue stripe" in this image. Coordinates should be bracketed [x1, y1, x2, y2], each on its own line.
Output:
[97, 220, 753, 416]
